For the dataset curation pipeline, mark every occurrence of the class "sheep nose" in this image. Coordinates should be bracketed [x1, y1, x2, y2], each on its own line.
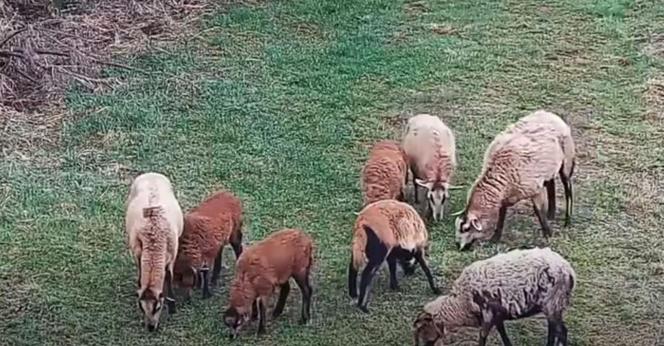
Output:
[457, 242, 472, 251]
[147, 324, 156, 332]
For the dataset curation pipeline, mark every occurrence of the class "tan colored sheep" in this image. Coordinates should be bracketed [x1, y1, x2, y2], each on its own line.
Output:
[348, 199, 440, 313]
[223, 228, 313, 338]
[173, 190, 244, 299]
[454, 110, 575, 250]
[402, 114, 457, 221]
[413, 247, 576, 346]
[125, 172, 183, 331]
[361, 140, 409, 206]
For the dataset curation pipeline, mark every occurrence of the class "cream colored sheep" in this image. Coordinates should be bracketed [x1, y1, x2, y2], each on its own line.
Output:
[402, 114, 457, 221]
[413, 247, 576, 346]
[454, 110, 575, 250]
[125, 172, 184, 331]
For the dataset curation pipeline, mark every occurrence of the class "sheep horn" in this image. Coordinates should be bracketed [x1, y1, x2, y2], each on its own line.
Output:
[450, 209, 465, 217]
[448, 185, 465, 190]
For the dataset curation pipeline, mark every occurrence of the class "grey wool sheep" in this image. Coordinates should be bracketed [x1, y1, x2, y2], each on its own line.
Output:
[413, 247, 576, 346]
[454, 110, 576, 250]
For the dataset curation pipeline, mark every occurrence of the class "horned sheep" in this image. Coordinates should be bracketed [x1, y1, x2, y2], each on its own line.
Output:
[348, 199, 440, 313]
[361, 140, 409, 206]
[402, 114, 458, 221]
[173, 190, 244, 299]
[454, 110, 575, 250]
[223, 228, 314, 338]
[125, 172, 184, 331]
[413, 247, 576, 346]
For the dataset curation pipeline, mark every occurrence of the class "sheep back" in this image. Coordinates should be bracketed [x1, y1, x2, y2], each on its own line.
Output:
[361, 140, 408, 205]
[351, 199, 428, 270]
[402, 114, 456, 181]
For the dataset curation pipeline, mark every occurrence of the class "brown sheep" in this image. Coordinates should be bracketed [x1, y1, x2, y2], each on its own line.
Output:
[223, 228, 314, 338]
[125, 172, 184, 331]
[173, 190, 244, 299]
[348, 199, 440, 313]
[402, 114, 458, 221]
[454, 110, 576, 250]
[361, 140, 409, 206]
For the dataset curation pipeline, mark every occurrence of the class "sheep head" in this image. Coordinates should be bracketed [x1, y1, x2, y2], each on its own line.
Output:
[454, 209, 498, 250]
[412, 311, 445, 346]
[223, 306, 251, 339]
[136, 287, 165, 332]
[415, 179, 449, 222]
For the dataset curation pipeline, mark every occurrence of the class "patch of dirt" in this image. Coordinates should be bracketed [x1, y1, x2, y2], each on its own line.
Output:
[0, 0, 217, 155]
[644, 33, 664, 59]
[404, 0, 430, 17]
[645, 76, 664, 124]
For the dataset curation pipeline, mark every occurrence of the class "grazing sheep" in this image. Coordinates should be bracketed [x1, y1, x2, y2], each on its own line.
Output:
[173, 190, 244, 299]
[125, 172, 184, 331]
[454, 110, 575, 250]
[361, 140, 409, 206]
[223, 228, 314, 338]
[413, 247, 576, 346]
[402, 114, 457, 221]
[348, 199, 440, 313]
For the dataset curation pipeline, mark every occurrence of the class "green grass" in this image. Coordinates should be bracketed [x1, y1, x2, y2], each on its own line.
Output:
[2, 0, 663, 345]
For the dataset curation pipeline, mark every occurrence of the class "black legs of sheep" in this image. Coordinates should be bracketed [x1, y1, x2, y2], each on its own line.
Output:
[546, 316, 569, 346]
[559, 165, 574, 227]
[545, 179, 556, 220]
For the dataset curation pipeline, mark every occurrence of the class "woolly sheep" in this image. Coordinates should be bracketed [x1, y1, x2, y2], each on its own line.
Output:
[361, 140, 409, 206]
[454, 110, 575, 250]
[402, 114, 458, 221]
[223, 228, 314, 338]
[348, 199, 440, 313]
[173, 190, 244, 299]
[413, 247, 576, 346]
[125, 172, 184, 331]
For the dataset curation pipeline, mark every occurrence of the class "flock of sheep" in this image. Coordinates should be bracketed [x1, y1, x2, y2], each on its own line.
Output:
[124, 109, 577, 346]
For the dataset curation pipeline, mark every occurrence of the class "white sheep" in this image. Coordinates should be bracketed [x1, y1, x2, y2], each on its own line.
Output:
[453, 110, 575, 250]
[125, 172, 184, 331]
[402, 114, 457, 221]
[413, 247, 576, 346]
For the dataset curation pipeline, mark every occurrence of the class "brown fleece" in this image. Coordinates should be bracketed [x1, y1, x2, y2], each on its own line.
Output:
[174, 191, 243, 288]
[351, 200, 428, 270]
[228, 229, 314, 316]
[137, 207, 176, 298]
[361, 140, 408, 206]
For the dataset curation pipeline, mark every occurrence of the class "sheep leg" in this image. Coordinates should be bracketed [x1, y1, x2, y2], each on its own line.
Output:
[491, 205, 508, 243]
[478, 321, 493, 346]
[560, 170, 573, 227]
[164, 268, 176, 314]
[414, 250, 440, 295]
[294, 273, 313, 324]
[532, 190, 552, 238]
[272, 282, 290, 318]
[412, 170, 419, 203]
[230, 227, 244, 259]
[201, 268, 211, 299]
[357, 262, 381, 313]
[544, 179, 556, 220]
[496, 321, 513, 346]
[387, 251, 399, 290]
[211, 247, 223, 287]
[546, 320, 556, 346]
[257, 298, 267, 335]
[348, 259, 359, 299]
[251, 299, 259, 321]
[558, 321, 568, 346]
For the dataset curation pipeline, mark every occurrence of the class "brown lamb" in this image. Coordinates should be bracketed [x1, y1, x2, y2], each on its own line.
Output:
[173, 190, 244, 299]
[348, 199, 440, 313]
[223, 228, 314, 339]
[361, 140, 409, 206]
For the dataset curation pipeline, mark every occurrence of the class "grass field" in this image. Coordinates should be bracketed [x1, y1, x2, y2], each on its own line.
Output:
[1, 0, 663, 345]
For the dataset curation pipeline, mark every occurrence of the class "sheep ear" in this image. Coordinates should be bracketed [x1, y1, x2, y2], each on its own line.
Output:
[470, 218, 483, 231]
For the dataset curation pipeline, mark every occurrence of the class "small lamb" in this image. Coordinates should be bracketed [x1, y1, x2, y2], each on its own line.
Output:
[454, 110, 575, 250]
[125, 172, 184, 331]
[413, 247, 576, 346]
[402, 114, 457, 221]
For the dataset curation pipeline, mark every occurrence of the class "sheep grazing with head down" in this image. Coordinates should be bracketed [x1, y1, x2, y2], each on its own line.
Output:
[413, 247, 576, 346]
[361, 140, 409, 206]
[125, 172, 184, 331]
[348, 199, 440, 313]
[454, 110, 575, 250]
[173, 190, 244, 299]
[223, 228, 313, 339]
[402, 114, 457, 221]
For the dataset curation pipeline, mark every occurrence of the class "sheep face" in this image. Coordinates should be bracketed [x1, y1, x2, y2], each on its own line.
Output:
[413, 312, 445, 346]
[416, 179, 448, 221]
[223, 306, 250, 339]
[136, 288, 165, 331]
[454, 211, 495, 250]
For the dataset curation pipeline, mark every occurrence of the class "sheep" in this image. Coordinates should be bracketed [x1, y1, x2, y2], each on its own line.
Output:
[173, 190, 244, 299]
[125, 172, 184, 331]
[348, 199, 440, 313]
[402, 114, 457, 221]
[453, 110, 576, 250]
[223, 228, 314, 338]
[412, 247, 576, 346]
[361, 140, 409, 206]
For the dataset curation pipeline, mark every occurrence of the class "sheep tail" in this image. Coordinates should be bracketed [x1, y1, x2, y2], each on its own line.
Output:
[351, 225, 368, 271]
[142, 206, 163, 219]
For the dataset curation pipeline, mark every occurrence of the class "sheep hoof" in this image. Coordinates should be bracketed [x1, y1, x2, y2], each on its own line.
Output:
[358, 305, 370, 314]
[389, 283, 400, 291]
[431, 287, 441, 295]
